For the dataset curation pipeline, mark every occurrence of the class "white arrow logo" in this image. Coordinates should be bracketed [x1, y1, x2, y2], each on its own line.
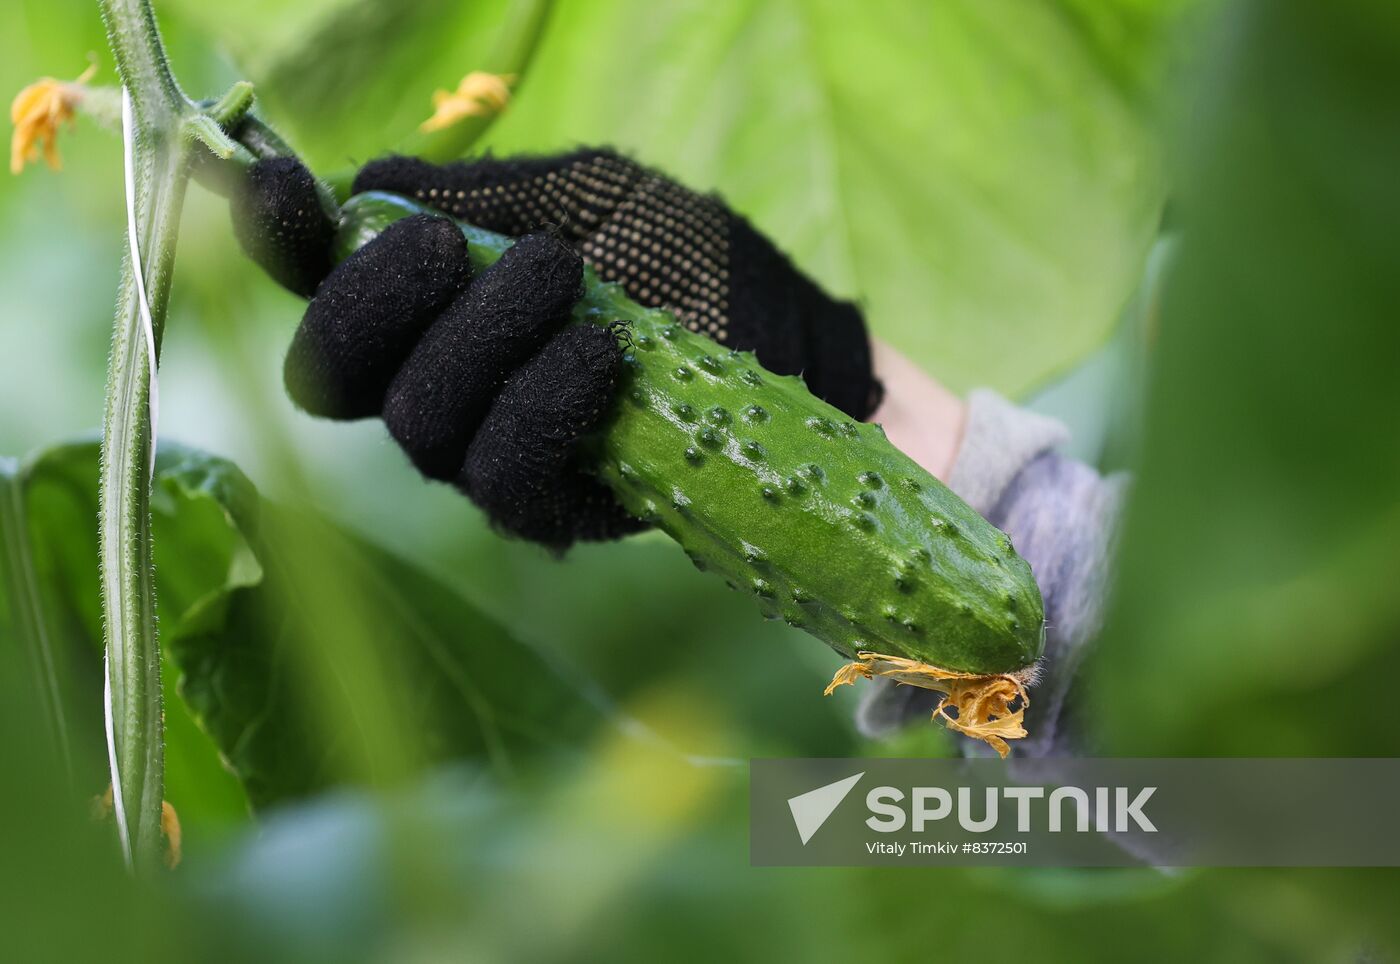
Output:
[787, 772, 864, 845]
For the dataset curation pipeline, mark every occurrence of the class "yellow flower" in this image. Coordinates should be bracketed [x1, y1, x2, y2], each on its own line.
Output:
[419, 70, 516, 133]
[10, 64, 97, 174]
[824, 651, 1033, 758]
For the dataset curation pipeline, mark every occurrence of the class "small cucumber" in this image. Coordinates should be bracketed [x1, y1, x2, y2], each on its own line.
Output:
[336, 192, 1044, 676]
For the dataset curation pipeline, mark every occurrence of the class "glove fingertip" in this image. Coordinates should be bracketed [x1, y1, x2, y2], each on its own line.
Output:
[233, 157, 335, 298]
[460, 325, 634, 547]
[489, 231, 584, 312]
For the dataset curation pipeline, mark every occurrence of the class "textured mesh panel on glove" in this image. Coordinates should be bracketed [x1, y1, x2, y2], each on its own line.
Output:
[353, 149, 879, 419]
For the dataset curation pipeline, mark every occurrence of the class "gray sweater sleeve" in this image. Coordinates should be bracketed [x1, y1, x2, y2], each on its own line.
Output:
[855, 389, 1129, 756]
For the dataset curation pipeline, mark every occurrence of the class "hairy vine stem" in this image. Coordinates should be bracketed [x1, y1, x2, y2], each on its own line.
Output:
[95, 0, 250, 872]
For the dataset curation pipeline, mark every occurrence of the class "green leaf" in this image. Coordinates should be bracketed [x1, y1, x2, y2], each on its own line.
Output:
[169, 495, 628, 809]
[0, 455, 86, 780]
[477, 0, 1186, 395]
[1, 439, 624, 815]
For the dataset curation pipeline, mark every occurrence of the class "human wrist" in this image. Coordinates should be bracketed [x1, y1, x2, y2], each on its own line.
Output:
[867, 338, 966, 480]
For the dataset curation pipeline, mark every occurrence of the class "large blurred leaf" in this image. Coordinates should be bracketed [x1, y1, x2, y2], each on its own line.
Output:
[477, 0, 1185, 395]
[171, 491, 632, 808]
[1094, 0, 1400, 756]
[174, 0, 1186, 393]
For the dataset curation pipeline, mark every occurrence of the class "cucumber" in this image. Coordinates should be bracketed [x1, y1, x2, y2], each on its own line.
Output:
[336, 191, 1044, 677]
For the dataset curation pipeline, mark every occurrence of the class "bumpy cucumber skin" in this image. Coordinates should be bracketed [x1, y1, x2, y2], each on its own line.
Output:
[337, 192, 1045, 674]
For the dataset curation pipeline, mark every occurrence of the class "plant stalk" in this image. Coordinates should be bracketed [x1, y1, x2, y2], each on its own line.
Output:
[95, 0, 250, 873]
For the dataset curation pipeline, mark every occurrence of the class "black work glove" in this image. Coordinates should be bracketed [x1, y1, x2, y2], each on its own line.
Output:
[231, 148, 880, 549]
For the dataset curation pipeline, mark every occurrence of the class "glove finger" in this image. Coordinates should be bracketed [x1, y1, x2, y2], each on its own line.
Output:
[232, 157, 336, 298]
[459, 324, 643, 548]
[285, 214, 471, 419]
[384, 233, 584, 480]
[352, 149, 641, 241]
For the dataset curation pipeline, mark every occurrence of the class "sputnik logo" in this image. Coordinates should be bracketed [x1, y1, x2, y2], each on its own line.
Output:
[787, 772, 864, 845]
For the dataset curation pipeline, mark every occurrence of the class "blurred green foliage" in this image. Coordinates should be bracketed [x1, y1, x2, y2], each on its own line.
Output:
[474, 0, 1180, 397]
[2, 0, 1398, 961]
[1094, 0, 1400, 760]
[168, 0, 1182, 396]
[5, 442, 639, 809]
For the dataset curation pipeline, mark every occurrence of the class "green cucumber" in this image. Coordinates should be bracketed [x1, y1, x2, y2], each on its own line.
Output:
[336, 191, 1044, 676]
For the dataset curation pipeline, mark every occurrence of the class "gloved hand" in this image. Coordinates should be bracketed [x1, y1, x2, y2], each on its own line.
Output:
[231, 148, 880, 548]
